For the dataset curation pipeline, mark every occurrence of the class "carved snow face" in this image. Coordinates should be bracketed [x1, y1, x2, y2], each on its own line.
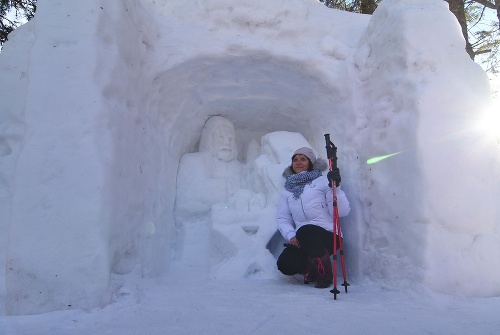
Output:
[199, 116, 238, 162]
[211, 125, 237, 162]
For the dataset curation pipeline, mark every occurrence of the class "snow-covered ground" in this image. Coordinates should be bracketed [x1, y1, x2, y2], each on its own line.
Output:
[2, 275, 500, 335]
[1, 0, 499, 333]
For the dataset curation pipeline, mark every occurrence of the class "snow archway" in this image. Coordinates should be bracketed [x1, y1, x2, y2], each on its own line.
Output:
[157, 54, 346, 156]
[105, 53, 358, 281]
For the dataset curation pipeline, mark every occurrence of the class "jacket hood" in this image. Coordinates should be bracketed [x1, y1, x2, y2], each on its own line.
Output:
[282, 157, 329, 177]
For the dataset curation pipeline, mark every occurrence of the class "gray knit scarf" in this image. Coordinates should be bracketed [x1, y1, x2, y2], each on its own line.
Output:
[284, 170, 322, 199]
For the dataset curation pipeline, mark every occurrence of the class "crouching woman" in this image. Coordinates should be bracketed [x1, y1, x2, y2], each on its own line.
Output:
[276, 147, 350, 288]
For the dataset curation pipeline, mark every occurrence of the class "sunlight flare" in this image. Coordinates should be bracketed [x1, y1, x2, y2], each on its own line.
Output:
[477, 101, 500, 147]
[366, 151, 403, 165]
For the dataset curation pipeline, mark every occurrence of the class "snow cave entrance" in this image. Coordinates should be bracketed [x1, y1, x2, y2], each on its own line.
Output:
[158, 54, 347, 279]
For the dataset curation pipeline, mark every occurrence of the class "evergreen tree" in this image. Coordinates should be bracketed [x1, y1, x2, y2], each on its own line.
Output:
[320, 0, 381, 14]
[1, 0, 36, 45]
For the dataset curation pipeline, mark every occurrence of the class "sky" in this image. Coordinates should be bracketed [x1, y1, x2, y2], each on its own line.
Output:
[1, 0, 500, 334]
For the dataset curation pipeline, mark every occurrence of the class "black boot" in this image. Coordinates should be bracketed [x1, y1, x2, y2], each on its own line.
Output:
[310, 252, 332, 289]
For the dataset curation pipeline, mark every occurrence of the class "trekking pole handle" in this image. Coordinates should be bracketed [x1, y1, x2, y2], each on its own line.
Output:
[324, 134, 338, 169]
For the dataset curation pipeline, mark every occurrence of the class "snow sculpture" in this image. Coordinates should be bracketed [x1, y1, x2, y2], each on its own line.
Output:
[175, 116, 248, 219]
[174, 116, 273, 278]
[211, 131, 319, 279]
[1, 0, 499, 317]
[174, 120, 318, 279]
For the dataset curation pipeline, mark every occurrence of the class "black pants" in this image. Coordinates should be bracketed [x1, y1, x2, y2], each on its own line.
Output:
[276, 224, 340, 275]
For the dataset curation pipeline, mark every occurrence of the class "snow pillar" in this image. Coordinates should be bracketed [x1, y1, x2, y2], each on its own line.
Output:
[3, 1, 112, 315]
[355, 0, 500, 296]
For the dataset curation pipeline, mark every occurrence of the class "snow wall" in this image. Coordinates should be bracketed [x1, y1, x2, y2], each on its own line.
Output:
[0, 0, 498, 315]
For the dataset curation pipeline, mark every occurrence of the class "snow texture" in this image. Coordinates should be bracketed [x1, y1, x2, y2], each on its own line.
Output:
[0, 0, 499, 331]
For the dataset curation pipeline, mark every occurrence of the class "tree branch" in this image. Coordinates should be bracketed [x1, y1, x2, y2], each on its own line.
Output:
[475, 48, 492, 55]
[473, 0, 495, 9]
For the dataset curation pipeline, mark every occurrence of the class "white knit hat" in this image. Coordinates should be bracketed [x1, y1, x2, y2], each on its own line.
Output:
[292, 147, 316, 164]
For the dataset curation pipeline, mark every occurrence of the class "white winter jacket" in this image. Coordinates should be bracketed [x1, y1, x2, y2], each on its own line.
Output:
[277, 173, 350, 242]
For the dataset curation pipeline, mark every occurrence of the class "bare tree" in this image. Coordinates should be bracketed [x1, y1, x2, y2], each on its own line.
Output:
[321, 0, 499, 73]
[446, 0, 499, 72]
[447, 0, 475, 58]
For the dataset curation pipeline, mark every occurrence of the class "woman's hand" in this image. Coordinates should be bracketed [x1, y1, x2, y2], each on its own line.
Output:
[289, 237, 301, 248]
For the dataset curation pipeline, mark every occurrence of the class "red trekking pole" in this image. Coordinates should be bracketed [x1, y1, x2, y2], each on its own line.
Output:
[324, 134, 349, 300]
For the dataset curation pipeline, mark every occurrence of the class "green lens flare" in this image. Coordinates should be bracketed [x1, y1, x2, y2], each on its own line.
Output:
[366, 152, 402, 165]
